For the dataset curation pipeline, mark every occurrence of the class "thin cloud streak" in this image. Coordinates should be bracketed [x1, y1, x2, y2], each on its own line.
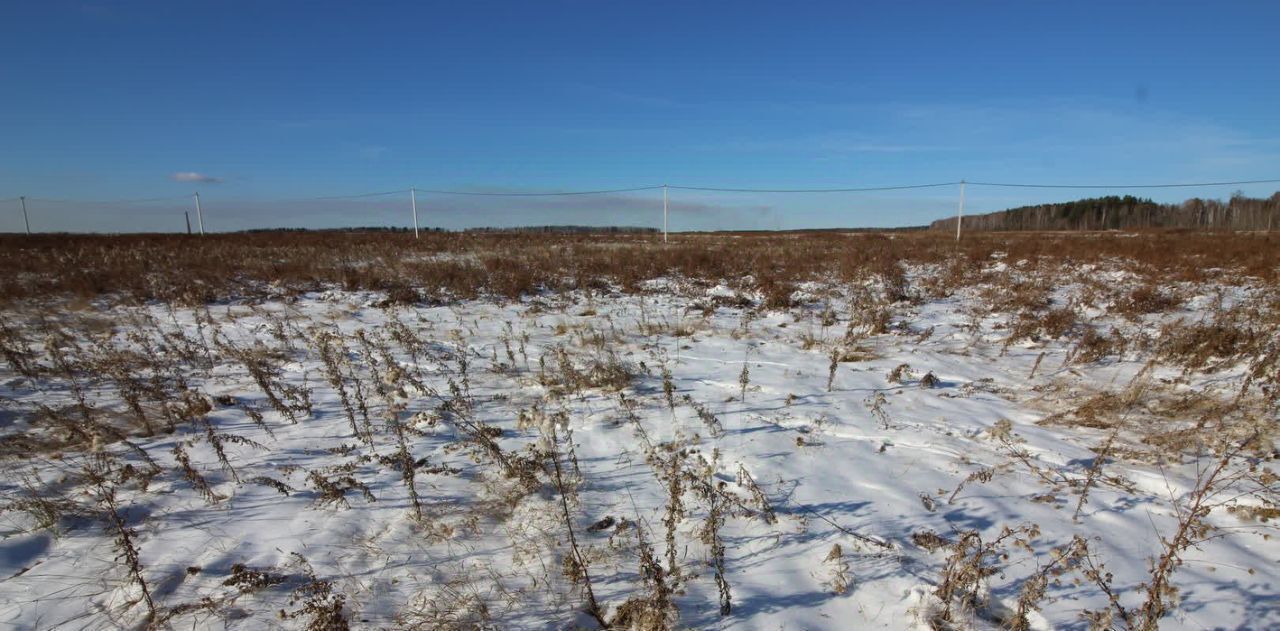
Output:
[170, 172, 223, 184]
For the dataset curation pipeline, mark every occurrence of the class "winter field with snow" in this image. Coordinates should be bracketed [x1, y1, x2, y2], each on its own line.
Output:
[0, 231, 1276, 630]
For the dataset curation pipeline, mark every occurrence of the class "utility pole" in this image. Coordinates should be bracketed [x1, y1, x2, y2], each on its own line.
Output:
[19, 196, 30, 235]
[662, 184, 668, 244]
[193, 192, 205, 235]
[955, 180, 965, 241]
[411, 186, 419, 239]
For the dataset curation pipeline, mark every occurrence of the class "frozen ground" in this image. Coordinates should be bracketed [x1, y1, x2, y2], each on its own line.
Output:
[0, 266, 1276, 630]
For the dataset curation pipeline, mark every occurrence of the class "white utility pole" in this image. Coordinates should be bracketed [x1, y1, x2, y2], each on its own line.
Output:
[19, 196, 30, 235]
[955, 180, 966, 242]
[411, 186, 419, 239]
[662, 184, 669, 244]
[193, 192, 205, 235]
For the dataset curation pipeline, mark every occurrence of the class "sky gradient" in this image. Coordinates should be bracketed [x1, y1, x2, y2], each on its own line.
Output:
[2, 1, 1278, 232]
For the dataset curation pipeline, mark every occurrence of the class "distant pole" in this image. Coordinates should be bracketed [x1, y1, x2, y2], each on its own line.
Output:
[193, 192, 205, 235]
[955, 180, 966, 242]
[185, 211, 192, 235]
[662, 184, 669, 244]
[19, 196, 30, 236]
[411, 186, 419, 239]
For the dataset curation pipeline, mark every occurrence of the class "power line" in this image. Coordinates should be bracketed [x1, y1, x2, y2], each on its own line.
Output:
[197, 189, 412, 204]
[24, 194, 193, 204]
[967, 178, 1280, 189]
[413, 185, 663, 197]
[5, 177, 1279, 206]
[668, 182, 959, 193]
[300, 189, 410, 200]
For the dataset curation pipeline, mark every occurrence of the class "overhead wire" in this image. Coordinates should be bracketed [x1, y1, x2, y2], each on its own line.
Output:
[668, 182, 959, 193]
[412, 185, 663, 197]
[24, 194, 193, 205]
[967, 178, 1280, 189]
[298, 189, 410, 200]
[5, 177, 1279, 206]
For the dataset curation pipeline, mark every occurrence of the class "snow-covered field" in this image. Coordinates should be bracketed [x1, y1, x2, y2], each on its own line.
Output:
[0, 259, 1276, 630]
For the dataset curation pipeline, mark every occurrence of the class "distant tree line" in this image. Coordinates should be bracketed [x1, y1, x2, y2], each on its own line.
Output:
[237, 226, 445, 234]
[931, 192, 1280, 232]
[463, 225, 658, 234]
[185, 225, 659, 235]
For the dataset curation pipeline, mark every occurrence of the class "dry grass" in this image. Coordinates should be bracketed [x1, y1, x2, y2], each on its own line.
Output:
[1, 230, 1276, 307]
[0, 229, 1277, 629]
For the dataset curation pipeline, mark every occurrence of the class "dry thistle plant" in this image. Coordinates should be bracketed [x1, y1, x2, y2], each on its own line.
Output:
[1007, 535, 1089, 631]
[1027, 350, 1047, 380]
[42, 328, 100, 435]
[199, 418, 264, 484]
[1073, 427, 1120, 522]
[1129, 432, 1275, 630]
[919, 371, 940, 389]
[222, 342, 311, 423]
[0, 316, 40, 380]
[682, 395, 725, 439]
[541, 420, 608, 627]
[222, 562, 288, 593]
[993, 432, 1083, 497]
[398, 580, 498, 630]
[312, 329, 371, 442]
[823, 543, 852, 595]
[610, 522, 678, 630]
[847, 285, 892, 335]
[691, 448, 732, 616]
[661, 365, 676, 411]
[827, 346, 840, 392]
[655, 443, 688, 583]
[946, 464, 1011, 505]
[91, 344, 158, 437]
[735, 463, 776, 524]
[3, 470, 83, 534]
[247, 475, 294, 496]
[281, 553, 350, 630]
[886, 362, 912, 384]
[306, 469, 376, 508]
[442, 387, 524, 481]
[172, 442, 220, 504]
[932, 524, 1041, 628]
[1079, 546, 1133, 630]
[236, 399, 276, 439]
[385, 400, 423, 522]
[84, 454, 156, 623]
[865, 392, 891, 430]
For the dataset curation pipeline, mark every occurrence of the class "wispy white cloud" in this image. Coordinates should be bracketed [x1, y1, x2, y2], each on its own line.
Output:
[695, 98, 1280, 184]
[566, 82, 686, 109]
[357, 145, 389, 160]
[170, 172, 223, 184]
[698, 134, 959, 155]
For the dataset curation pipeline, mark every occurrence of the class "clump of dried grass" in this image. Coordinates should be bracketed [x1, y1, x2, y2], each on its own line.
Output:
[281, 553, 350, 630]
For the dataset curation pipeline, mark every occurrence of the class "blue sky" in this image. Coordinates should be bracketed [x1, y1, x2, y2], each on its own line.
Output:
[2, 1, 1278, 232]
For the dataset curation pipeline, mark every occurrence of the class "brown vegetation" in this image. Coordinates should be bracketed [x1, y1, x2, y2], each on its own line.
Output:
[0, 229, 1277, 630]
[1, 230, 1277, 307]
